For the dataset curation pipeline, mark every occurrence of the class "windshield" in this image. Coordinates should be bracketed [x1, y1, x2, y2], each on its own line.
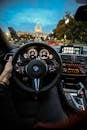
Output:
[0, 0, 87, 45]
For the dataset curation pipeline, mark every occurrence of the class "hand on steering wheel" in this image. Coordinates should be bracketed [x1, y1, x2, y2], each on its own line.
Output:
[0, 56, 13, 86]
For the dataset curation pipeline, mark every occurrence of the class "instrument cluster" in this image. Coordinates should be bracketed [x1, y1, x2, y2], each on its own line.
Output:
[16, 48, 54, 66]
[23, 48, 53, 60]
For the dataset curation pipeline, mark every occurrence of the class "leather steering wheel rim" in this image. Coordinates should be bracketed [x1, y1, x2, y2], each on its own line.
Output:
[12, 42, 62, 93]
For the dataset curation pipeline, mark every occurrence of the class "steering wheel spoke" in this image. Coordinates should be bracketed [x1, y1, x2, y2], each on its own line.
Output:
[48, 60, 59, 74]
[33, 78, 41, 92]
[48, 65, 57, 73]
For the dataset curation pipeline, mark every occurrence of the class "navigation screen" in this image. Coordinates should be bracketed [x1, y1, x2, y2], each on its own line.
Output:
[61, 46, 82, 54]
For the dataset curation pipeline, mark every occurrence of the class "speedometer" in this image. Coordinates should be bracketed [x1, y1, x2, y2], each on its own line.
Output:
[39, 49, 49, 60]
[28, 48, 38, 58]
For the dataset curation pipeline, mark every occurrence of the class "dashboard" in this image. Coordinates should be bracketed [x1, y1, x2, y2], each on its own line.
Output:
[3, 44, 87, 77]
[4, 44, 87, 77]
[2, 43, 87, 111]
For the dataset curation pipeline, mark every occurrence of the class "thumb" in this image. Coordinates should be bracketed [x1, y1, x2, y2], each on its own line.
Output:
[8, 56, 13, 62]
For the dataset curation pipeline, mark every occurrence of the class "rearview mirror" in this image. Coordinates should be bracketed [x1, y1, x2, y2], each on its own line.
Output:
[76, 0, 87, 4]
[75, 5, 87, 21]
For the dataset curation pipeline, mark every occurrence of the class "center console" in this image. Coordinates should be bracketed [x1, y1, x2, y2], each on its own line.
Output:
[59, 45, 87, 111]
[61, 80, 87, 111]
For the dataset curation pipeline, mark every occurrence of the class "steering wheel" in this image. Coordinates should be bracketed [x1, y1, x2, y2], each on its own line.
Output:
[12, 42, 62, 93]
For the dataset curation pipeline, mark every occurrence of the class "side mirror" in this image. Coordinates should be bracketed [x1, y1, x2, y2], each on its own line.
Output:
[75, 5, 87, 21]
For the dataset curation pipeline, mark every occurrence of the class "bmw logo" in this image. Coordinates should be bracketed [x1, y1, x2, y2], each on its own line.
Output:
[33, 65, 39, 72]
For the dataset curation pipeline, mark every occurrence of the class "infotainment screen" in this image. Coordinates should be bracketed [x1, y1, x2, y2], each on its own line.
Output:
[60, 46, 83, 54]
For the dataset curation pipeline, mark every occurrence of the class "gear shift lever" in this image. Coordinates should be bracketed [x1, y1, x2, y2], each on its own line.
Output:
[77, 82, 87, 100]
[77, 82, 85, 97]
[69, 82, 87, 111]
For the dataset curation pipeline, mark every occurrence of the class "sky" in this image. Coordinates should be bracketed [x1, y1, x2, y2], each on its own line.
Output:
[0, 0, 79, 33]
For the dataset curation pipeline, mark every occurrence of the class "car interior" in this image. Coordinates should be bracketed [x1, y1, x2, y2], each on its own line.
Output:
[0, 0, 87, 128]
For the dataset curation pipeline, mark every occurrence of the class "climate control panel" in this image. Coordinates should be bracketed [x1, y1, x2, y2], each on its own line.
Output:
[61, 54, 87, 76]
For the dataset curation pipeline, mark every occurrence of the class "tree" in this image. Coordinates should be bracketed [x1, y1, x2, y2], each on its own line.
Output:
[53, 18, 66, 40]
[51, 12, 87, 44]
[8, 27, 20, 41]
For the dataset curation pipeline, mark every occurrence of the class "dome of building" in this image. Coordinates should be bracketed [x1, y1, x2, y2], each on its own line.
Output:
[35, 23, 42, 33]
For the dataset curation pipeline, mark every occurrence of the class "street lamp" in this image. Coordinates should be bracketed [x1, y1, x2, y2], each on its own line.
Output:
[65, 18, 69, 24]
[64, 18, 70, 44]
[5, 31, 10, 38]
